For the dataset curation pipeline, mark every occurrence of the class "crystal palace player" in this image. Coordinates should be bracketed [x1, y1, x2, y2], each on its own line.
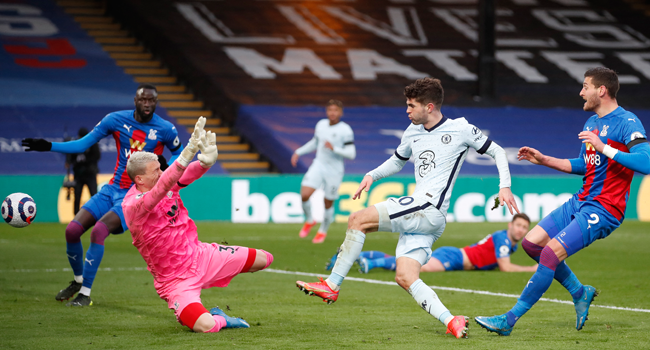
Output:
[345, 213, 536, 274]
[476, 67, 650, 335]
[296, 77, 520, 339]
[22, 84, 183, 306]
[122, 118, 273, 333]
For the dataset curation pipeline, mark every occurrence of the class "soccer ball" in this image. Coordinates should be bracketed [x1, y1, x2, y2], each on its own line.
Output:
[2, 193, 37, 228]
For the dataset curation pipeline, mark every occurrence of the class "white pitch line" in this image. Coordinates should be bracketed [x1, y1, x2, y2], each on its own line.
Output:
[4, 266, 649, 313]
[265, 268, 650, 314]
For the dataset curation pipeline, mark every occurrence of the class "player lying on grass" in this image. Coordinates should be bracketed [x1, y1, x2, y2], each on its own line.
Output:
[476, 67, 650, 336]
[326, 213, 536, 274]
[295, 78, 520, 339]
[122, 117, 274, 333]
[22, 84, 182, 307]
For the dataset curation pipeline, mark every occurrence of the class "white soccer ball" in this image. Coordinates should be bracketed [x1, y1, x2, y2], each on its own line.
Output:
[2, 193, 37, 228]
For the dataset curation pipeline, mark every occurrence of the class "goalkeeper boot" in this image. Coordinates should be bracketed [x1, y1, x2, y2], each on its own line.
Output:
[296, 277, 339, 304]
[299, 221, 316, 238]
[66, 293, 92, 307]
[55, 280, 82, 301]
[325, 252, 338, 271]
[446, 315, 469, 339]
[312, 232, 327, 244]
[574, 285, 598, 330]
[475, 314, 513, 336]
[209, 307, 250, 328]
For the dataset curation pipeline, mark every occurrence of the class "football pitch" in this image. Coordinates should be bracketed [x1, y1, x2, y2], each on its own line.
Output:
[1, 221, 649, 349]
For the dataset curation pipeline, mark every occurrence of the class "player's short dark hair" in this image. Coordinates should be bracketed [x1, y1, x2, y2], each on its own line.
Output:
[584, 67, 618, 99]
[136, 83, 158, 94]
[327, 99, 343, 109]
[404, 77, 444, 110]
[511, 213, 530, 224]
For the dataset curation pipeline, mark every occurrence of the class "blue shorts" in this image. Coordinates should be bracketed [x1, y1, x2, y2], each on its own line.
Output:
[81, 183, 129, 234]
[538, 195, 620, 257]
[430, 246, 464, 271]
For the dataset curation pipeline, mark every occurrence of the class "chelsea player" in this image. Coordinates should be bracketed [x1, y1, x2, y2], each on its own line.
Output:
[22, 84, 183, 306]
[476, 67, 650, 335]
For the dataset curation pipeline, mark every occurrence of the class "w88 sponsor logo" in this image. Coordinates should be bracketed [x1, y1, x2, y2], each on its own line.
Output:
[583, 153, 601, 166]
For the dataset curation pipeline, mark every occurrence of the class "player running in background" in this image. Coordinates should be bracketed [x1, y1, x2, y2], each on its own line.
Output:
[122, 118, 273, 333]
[22, 84, 183, 306]
[328, 213, 536, 273]
[296, 78, 519, 339]
[291, 100, 356, 244]
[476, 67, 650, 336]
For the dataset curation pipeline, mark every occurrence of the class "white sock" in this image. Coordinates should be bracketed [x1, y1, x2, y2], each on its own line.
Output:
[74, 275, 83, 284]
[408, 279, 452, 325]
[318, 206, 335, 234]
[302, 201, 312, 223]
[327, 229, 365, 290]
[79, 286, 91, 296]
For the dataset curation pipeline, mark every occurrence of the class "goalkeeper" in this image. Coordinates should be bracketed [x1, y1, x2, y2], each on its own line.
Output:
[122, 118, 274, 333]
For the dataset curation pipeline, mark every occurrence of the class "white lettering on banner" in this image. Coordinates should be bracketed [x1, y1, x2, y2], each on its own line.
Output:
[496, 51, 549, 83]
[431, 8, 557, 47]
[223, 47, 342, 79]
[271, 192, 303, 223]
[322, 6, 427, 46]
[0, 4, 58, 36]
[541, 51, 640, 83]
[403, 49, 476, 81]
[523, 193, 572, 221]
[615, 53, 650, 80]
[176, 3, 295, 44]
[532, 9, 650, 49]
[232, 180, 270, 223]
[0, 138, 23, 152]
[451, 192, 569, 222]
[348, 49, 426, 80]
[277, 5, 345, 45]
[231, 180, 325, 223]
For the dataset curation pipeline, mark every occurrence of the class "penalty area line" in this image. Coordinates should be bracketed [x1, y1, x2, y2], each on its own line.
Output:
[265, 268, 650, 314]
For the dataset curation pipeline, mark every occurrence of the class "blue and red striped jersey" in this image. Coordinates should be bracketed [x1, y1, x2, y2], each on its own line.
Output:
[463, 230, 517, 270]
[576, 107, 647, 221]
[91, 110, 181, 189]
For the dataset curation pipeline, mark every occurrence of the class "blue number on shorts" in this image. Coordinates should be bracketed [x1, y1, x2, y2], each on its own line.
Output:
[398, 197, 414, 206]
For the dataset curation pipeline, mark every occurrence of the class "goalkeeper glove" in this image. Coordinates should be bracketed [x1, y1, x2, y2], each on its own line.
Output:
[22, 138, 52, 152]
[177, 117, 206, 167]
[197, 131, 219, 168]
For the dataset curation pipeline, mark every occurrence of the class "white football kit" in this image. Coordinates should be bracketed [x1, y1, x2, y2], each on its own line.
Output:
[367, 117, 512, 265]
[296, 119, 356, 200]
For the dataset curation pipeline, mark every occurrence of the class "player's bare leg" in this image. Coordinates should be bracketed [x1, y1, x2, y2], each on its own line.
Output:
[420, 258, 446, 272]
[67, 211, 122, 307]
[397, 257, 468, 339]
[313, 198, 334, 243]
[299, 186, 317, 238]
[297, 206, 378, 303]
[57, 209, 96, 302]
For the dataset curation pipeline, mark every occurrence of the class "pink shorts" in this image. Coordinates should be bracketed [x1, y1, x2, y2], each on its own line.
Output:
[161, 244, 257, 320]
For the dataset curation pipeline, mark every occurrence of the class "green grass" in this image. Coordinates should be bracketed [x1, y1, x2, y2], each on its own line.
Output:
[1, 221, 649, 349]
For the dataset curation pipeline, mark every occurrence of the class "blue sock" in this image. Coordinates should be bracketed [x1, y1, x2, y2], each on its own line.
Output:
[82, 243, 104, 289]
[507, 266, 554, 326]
[373, 256, 396, 271]
[359, 251, 385, 259]
[555, 262, 584, 300]
[66, 241, 84, 276]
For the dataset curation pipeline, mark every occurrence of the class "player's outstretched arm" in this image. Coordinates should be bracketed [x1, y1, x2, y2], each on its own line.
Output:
[497, 257, 538, 272]
[518, 146, 573, 173]
[23, 132, 103, 154]
[353, 175, 374, 200]
[331, 142, 356, 160]
[498, 187, 520, 215]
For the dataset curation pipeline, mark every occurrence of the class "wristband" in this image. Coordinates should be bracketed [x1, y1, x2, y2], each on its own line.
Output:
[602, 145, 619, 159]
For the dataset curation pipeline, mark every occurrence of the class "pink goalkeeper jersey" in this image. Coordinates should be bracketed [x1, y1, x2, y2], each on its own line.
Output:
[122, 161, 209, 287]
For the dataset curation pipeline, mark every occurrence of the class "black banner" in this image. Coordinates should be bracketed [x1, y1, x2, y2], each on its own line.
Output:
[111, 0, 650, 115]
